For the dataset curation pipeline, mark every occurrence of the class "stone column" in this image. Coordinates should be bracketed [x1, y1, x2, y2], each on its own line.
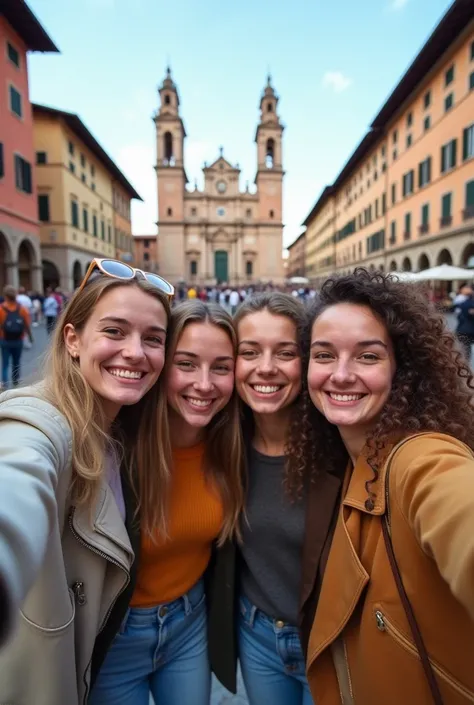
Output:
[6, 261, 19, 288]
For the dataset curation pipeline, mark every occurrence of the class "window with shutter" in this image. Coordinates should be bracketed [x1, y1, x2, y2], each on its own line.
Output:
[463, 124, 474, 161]
[93, 215, 98, 237]
[9, 86, 22, 117]
[441, 193, 452, 219]
[466, 181, 474, 208]
[38, 195, 50, 222]
[14, 155, 32, 193]
[71, 200, 79, 227]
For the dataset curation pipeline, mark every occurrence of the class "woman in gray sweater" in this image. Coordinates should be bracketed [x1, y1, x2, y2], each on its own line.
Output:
[234, 293, 314, 705]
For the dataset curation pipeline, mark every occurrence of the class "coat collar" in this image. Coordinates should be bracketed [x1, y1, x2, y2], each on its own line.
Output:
[72, 480, 134, 571]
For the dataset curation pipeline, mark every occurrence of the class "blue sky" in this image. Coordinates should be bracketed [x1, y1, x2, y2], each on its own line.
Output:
[28, 0, 452, 248]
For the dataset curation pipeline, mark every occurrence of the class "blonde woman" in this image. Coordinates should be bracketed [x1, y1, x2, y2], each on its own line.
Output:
[90, 300, 245, 705]
[0, 259, 173, 705]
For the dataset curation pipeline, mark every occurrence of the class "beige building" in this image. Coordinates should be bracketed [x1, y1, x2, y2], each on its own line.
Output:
[133, 235, 159, 273]
[287, 231, 306, 278]
[114, 184, 136, 265]
[304, 0, 474, 284]
[155, 69, 285, 286]
[32, 104, 141, 291]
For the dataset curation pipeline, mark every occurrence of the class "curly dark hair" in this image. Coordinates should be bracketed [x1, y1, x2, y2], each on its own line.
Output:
[286, 268, 474, 506]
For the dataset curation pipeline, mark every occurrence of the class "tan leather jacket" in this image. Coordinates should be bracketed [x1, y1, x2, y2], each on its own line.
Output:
[307, 433, 474, 705]
[0, 386, 134, 705]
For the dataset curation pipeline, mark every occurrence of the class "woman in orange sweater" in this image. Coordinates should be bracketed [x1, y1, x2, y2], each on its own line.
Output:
[90, 300, 244, 705]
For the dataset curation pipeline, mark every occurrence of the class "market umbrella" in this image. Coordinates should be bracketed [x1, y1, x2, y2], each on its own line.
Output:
[387, 271, 419, 282]
[288, 276, 310, 284]
[412, 264, 474, 281]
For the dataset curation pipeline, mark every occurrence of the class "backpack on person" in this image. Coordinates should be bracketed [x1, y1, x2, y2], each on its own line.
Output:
[2, 305, 25, 340]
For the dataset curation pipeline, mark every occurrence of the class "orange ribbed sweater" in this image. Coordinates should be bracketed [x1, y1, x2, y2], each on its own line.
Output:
[131, 443, 224, 606]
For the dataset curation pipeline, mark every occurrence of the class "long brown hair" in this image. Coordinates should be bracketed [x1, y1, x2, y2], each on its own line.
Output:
[233, 292, 308, 497]
[43, 276, 171, 536]
[287, 268, 474, 505]
[155, 300, 245, 544]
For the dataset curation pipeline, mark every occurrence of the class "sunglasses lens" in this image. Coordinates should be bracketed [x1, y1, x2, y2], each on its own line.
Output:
[145, 273, 174, 295]
[100, 260, 134, 278]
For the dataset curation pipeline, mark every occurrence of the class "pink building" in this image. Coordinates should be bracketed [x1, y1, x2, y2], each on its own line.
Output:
[0, 1, 58, 291]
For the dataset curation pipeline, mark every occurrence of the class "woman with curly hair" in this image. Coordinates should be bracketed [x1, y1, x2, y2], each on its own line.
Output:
[230, 292, 344, 705]
[304, 268, 474, 705]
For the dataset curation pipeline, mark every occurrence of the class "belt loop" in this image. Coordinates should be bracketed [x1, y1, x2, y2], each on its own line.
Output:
[248, 604, 257, 628]
[183, 592, 191, 616]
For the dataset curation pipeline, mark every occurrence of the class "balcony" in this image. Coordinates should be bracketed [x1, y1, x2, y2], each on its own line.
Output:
[419, 223, 430, 235]
[440, 215, 452, 228]
[463, 207, 474, 221]
[403, 231, 411, 241]
[389, 236, 396, 246]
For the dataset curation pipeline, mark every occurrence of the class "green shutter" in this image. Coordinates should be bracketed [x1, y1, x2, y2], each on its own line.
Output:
[421, 204, 429, 226]
[466, 181, 474, 208]
[418, 163, 423, 188]
[452, 139, 457, 168]
[441, 193, 452, 218]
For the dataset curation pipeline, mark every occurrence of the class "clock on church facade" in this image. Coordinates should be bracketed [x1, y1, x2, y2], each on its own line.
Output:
[154, 68, 285, 285]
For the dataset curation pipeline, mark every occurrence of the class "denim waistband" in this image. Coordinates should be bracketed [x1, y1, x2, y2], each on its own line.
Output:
[124, 579, 205, 626]
[239, 594, 297, 631]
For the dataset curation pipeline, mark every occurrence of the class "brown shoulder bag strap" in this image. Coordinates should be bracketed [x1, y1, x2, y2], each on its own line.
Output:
[382, 474, 444, 704]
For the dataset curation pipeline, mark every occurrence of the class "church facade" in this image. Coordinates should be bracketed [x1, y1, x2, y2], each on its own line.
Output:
[154, 69, 285, 286]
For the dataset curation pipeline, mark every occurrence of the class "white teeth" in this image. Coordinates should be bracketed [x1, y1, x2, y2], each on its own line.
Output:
[329, 393, 363, 402]
[186, 397, 213, 408]
[253, 385, 280, 394]
[108, 368, 143, 379]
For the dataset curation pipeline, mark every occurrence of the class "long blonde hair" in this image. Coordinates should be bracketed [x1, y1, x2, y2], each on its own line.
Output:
[43, 276, 171, 534]
[155, 300, 245, 544]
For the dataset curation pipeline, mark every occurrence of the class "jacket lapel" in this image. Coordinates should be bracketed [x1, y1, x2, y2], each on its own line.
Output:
[300, 469, 343, 614]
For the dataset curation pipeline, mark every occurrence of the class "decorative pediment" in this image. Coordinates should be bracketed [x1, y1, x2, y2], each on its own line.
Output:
[204, 156, 239, 173]
[209, 228, 229, 242]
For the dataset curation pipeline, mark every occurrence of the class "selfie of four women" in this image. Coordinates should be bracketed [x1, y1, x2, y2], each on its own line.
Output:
[0, 261, 472, 705]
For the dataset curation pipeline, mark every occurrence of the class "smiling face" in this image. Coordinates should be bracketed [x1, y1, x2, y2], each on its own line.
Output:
[166, 321, 235, 442]
[307, 303, 396, 443]
[64, 284, 167, 420]
[236, 310, 302, 417]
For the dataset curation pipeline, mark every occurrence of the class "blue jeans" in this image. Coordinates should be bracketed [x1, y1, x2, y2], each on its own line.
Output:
[89, 580, 210, 705]
[1, 339, 23, 386]
[239, 595, 314, 705]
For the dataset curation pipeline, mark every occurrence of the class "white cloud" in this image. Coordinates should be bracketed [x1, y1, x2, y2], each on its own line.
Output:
[322, 71, 352, 94]
[389, 0, 409, 10]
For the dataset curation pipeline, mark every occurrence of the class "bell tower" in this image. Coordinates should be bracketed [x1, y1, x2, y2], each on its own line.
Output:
[255, 75, 284, 279]
[154, 66, 187, 281]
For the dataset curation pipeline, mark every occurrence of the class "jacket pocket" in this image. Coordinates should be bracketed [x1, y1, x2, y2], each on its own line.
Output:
[20, 587, 76, 634]
[373, 606, 474, 702]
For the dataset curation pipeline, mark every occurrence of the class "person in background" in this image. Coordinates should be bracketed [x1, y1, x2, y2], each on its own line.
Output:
[0, 285, 33, 388]
[305, 269, 474, 705]
[43, 287, 59, 335]
[229, 287, 240, 315]
[456, 284, 474, 361]
[16, 286, 32, 316]
[187, 285, 197, 300]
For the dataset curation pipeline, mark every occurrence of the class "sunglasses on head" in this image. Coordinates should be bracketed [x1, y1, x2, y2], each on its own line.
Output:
[78, 258, 174, 299]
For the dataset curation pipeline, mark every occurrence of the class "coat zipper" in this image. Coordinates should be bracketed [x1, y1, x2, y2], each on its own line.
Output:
[375, 609, 474, 701]
[68, 508, 130, 704]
